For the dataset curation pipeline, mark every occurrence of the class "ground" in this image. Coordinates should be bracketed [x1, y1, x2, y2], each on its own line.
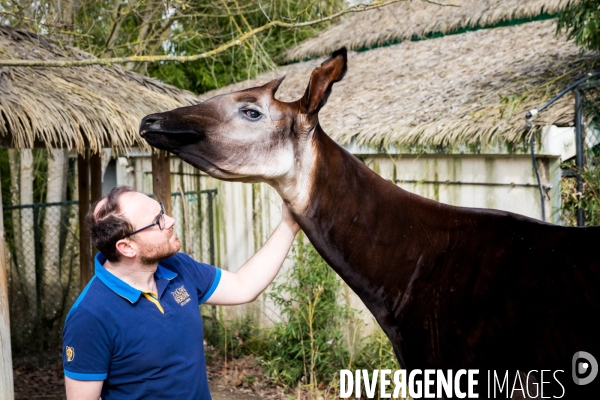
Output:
[12, 349, 290, 400]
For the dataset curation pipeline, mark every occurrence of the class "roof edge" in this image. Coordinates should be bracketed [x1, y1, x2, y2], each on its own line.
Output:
[284, 12, 560, 64]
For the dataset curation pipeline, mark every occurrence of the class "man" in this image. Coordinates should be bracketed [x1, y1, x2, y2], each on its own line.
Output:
[62, 186, 300, 399]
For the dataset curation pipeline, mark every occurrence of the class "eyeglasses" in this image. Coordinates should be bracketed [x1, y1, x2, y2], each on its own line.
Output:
[125, 202, 165, 237]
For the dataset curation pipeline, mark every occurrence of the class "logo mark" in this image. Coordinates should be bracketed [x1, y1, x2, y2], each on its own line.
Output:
[66, 346, 75, 362]
[572, 351, 598, 385]
[171, 286, 191, 306]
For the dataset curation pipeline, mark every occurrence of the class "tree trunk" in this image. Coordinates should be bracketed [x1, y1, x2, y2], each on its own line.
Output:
[7, 150, 23, 272]
[42, 149, 68, 320]
[19, 149, 36, 311]
[59, 199, 79, 291]
[126, 1, 156, 71]
[58, 161, 80, 325]
[0, 168, 15, 400]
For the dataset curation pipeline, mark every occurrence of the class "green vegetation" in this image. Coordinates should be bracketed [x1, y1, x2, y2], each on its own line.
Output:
[560, 159, 600, 226]
[0, 149, 77, 206]
[0, 0, 344, 93]
[559, 84, 600, 227]
[261, 238, 351, 391]
[558, 0, 600, 52]
[210, 239, 399, 398]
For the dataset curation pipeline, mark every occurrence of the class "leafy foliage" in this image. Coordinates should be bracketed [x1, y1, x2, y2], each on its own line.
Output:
[206, 239, 402, 396]
[352, 328, 400, 371]
[557, 0, 600, 51]
[210, 314, 265, 360]
[561, 159, 600, 226]
[260, 239, 351, 389]
[0, 0, 344, 93]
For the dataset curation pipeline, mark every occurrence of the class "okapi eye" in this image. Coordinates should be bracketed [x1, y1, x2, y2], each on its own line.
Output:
[242, 109, 261, 120]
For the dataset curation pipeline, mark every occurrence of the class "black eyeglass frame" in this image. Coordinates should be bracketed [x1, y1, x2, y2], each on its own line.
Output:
[124, 202, 165, 237]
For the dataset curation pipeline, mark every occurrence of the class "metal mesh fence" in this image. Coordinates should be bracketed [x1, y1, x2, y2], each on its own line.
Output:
[3, 189, 218, 361]
[580, 86, 600, 162]
[3, 201, 80, 360]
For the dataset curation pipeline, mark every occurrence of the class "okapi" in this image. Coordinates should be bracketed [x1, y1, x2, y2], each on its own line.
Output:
[140, 48, 600, 398]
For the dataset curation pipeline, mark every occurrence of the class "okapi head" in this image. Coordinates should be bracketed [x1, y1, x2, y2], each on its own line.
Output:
[140, 48, 347, 208]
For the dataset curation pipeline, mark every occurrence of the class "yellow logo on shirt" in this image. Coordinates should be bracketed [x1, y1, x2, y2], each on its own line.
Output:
[171, 286, 191, 306]
[66, 346, 75, 362]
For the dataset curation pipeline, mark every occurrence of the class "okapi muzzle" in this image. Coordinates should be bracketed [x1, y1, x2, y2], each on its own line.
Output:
[141, 112, 206, 148]
[141, 48, 600, 399]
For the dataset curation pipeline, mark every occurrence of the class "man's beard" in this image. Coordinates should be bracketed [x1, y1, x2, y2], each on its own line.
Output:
[139, 230, 181, 265]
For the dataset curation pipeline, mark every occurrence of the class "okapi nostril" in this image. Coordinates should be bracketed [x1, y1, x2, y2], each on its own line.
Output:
[141, 114, 164, 129]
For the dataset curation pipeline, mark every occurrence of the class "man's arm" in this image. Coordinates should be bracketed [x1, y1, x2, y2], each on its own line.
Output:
[65, 376, 103, 400]
[205, 203, 300, 305]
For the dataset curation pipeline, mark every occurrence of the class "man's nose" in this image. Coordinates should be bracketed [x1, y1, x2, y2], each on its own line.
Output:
[165, 214, 176, 229]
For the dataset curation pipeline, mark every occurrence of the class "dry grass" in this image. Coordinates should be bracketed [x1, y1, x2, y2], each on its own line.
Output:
[0, 25, 200, 152]
[284, 0, 579, 62]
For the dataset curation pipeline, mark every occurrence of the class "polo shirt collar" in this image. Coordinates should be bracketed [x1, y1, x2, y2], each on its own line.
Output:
[94, 252, 177, 303]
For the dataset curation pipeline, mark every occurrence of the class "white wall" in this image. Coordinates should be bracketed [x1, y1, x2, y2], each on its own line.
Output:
[368, 154, 561, 223]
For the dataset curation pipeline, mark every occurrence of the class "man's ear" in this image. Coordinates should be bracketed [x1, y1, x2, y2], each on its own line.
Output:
[115, 239, 136, 259]
[300, 47, 347, 116]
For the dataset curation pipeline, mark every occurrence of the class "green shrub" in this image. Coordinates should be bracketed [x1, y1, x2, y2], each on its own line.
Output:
[210, 314, 264, 360]
[352, 327, 400, 372]
[560, 159, 600, 226]
[260, 238, 351, 390]
[204, 237, 403, 398]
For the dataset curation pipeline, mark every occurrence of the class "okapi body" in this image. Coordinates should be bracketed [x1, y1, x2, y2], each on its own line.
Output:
[140, 49, 600, 398]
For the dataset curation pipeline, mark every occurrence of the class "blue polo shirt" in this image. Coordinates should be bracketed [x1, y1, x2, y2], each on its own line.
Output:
[63, 252, 222, 399]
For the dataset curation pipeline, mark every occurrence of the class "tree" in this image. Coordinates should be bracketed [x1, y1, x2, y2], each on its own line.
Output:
[0, 0, 348, 93]
[42, 149, 68, 322]
[557, 0, 600, 51]
[19, 150, 35, 312]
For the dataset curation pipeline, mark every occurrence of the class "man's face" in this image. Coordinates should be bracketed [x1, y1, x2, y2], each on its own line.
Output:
[120, 192, 181, 264]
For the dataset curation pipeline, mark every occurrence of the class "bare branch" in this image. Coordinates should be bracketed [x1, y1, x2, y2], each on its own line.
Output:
[421, 0, 460, 6]
[102, 0, 127, 57]
[0, 0, 409, 67]
[258, 3, 272, 23]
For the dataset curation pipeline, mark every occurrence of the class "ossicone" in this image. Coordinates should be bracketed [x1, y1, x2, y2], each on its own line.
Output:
[263, 76, 286, 96]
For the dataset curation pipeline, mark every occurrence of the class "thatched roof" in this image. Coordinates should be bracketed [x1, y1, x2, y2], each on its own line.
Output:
[285, 0, 577, 63]
[0, 25, 200, 153]
[203, 20, 599, 149]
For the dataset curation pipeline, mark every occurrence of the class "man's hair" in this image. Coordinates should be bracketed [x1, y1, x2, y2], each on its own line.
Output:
[86, 185, 135, 262]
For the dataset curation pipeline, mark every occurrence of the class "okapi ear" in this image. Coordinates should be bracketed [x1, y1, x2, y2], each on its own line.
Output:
[263, 76, 286, 96]
[300, 47, 347, 116]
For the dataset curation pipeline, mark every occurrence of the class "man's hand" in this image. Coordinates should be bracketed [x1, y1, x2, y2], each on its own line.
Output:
[205, 202, 300, 305]
[281, 202, 301, 233]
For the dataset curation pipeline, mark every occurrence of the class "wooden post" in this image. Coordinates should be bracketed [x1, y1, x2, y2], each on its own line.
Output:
[151, 150, 172, 215]
[0, 170, 15, 400]
[90, 152, 103, 202]
[90, 152, 103, 256]
[77, 152, 92, 291]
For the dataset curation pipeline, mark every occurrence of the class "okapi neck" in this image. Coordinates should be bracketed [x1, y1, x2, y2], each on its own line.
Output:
[294, 129, 441, 308]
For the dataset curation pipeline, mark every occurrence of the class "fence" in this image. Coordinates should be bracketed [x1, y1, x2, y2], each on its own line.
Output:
[3, 189, 217, 361]
[571, 82, 600, 226]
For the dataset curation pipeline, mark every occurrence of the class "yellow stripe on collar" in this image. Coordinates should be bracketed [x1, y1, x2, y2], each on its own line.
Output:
[142, 292, 164, 314]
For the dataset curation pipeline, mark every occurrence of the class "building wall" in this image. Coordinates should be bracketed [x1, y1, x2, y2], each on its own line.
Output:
[368, 154, 561, 223]
[108, 149, 561, 335]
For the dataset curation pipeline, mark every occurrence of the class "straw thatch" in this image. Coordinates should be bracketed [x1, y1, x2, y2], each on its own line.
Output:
[203, 20, 599, 149]
[285, 0, 578, 62]
[0, 25, 200, 153]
